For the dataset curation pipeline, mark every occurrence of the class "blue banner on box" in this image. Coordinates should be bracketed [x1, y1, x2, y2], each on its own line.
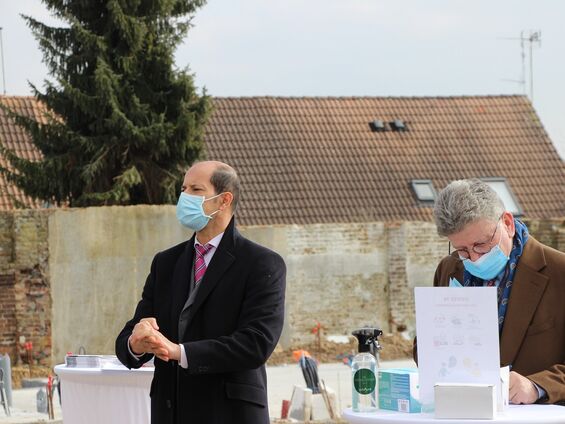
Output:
[378, 368, 421, 413]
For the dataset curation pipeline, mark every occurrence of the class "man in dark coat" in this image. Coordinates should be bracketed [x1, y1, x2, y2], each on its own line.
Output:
[116, 161, 286, 423]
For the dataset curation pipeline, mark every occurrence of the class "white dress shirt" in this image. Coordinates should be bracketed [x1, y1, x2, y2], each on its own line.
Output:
[179, 232, 224, 367]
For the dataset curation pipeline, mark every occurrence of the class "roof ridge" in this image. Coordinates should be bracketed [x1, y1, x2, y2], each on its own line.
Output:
[1, 94, 528, 102]
[0, 95, 37, 100]
[211, 94, 528, 100]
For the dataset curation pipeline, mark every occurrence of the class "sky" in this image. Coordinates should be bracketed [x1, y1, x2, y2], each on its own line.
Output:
[1, 0, 564, 158]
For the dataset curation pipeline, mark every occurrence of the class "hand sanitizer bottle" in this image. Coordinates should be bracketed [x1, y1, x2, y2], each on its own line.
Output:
[351, 328, 382, 413]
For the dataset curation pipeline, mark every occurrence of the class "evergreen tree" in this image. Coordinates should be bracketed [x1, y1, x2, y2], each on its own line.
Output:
[0, 0, 209, 206]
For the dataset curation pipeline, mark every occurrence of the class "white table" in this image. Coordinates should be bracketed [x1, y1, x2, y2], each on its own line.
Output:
[54, 363, 153, 424]
[343, 405, 565, 423]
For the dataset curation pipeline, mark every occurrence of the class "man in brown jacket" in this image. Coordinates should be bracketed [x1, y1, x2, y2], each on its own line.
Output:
[428, 179, 564, 404]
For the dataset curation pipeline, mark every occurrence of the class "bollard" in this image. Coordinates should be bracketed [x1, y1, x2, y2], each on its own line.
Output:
[0, 353, 12, 407]
[36, 387, 48, 414]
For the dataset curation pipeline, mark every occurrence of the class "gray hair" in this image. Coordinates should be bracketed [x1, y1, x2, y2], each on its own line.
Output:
[433, 179, 505, 236]
[210, 164, 241, 212]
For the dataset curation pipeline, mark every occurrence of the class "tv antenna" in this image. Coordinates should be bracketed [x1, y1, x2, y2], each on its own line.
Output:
[500, 30, 542, 103]
[0, 27, 6, 94]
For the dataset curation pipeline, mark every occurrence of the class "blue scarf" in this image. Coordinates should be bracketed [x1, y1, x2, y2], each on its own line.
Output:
[463, 219, 529, 334]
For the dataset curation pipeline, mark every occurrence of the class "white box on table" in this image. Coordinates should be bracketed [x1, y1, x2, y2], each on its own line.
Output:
[434, 383, 496, 419]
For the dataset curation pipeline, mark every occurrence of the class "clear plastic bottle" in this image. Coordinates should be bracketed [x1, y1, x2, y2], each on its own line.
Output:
[351, 328, 382, 413]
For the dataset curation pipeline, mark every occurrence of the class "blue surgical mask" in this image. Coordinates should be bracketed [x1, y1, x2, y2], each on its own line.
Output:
[176, 192, 222, 231]
[462, 243, 509, 280]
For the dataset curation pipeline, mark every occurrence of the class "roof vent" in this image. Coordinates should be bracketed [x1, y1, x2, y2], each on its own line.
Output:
[390, 120, 407, 132]
[369, 120, 386, 132]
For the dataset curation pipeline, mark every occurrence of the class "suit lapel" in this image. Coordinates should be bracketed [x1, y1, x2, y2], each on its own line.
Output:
[189, 248, 235, 318]
[499, 237, 548, 366]
[182, 217, 237, 334]
[170, 235, 196, 341]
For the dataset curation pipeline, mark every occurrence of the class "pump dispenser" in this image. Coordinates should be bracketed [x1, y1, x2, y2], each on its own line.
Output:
[351, 328, 383, 413]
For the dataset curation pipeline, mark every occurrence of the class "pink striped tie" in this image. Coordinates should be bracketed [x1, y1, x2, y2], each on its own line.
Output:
[194, 243, 212, 286]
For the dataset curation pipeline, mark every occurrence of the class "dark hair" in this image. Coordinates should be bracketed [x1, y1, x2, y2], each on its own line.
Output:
[210, 165, 240, 212]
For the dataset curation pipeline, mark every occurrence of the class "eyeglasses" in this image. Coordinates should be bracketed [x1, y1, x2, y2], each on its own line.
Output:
[448, 216, 503, 260]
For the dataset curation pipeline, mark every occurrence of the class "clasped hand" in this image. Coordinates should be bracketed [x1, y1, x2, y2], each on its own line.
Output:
[129, 318, 180, 362]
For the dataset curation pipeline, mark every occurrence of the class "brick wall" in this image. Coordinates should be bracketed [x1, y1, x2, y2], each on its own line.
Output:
[276, 222, 389, 344]
[397, 222, 446, 331]
[0, 210, 52, 366]
[386, 221, 407, 331]
[523, 218, 565, 251]
[0, 274, 16, 358]
[1, 207, 565, 366]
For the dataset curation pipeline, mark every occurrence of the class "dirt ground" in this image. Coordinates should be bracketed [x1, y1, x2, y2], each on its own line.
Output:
[267, 333, 413, 366]
[10, 365, 53, 389]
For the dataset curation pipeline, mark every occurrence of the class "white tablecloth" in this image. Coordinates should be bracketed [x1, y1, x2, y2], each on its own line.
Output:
[54, 364, 153, 424]
[343, 405, 565, 424]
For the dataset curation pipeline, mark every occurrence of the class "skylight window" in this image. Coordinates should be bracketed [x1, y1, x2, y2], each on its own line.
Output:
[481, 178, 523, 216]
[411, 179, 436, 202]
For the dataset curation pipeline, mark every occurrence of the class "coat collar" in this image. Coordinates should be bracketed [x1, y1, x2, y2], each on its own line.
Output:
[188, 217, 237, 319]
[171, 216, 238, 340]
[446, 252, 464, 284]
[499, 236, 548, 365]
[170, 236, 195, 341]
